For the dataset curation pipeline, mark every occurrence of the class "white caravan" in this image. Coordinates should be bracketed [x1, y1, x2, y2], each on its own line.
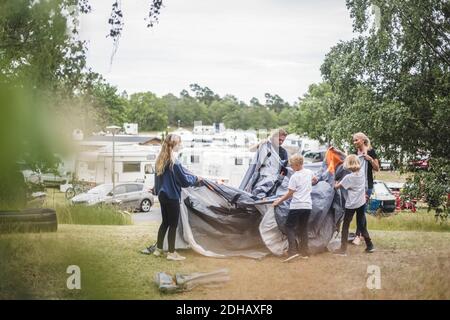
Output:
[282, 134, 323, 156]
[178, 146, 255, 188]
[123, 123, 138, 135]
[76, 144, 159, 187]
[211, 130, 258, 148]
[173, 128, 195, 147]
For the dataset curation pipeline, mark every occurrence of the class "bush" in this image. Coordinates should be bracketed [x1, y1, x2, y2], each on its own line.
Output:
[403, 158, 450, 223]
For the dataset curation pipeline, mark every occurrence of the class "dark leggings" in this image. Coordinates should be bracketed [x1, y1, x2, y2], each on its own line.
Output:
[286, 209, 311, 255]
[341, 205, 372, 251]
[356, 188, 373, 236]
[156, 192, 181, 253]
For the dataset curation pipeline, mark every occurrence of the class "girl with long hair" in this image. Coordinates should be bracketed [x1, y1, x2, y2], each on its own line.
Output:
[150, 133, 201, 261]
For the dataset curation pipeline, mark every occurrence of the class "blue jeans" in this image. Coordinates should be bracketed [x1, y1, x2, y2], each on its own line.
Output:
[356, 188, 373, 237]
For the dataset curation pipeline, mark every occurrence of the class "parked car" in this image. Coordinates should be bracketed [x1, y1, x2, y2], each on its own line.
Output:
[385, 182, 418, 212]
[18, 162, 42, 185]
[40, 171, 70, 187]
[409, 154, 430, 170]
[367, 180, 397, 216]
[18, 162, 69, 187]
[302, 150, 326, 163]
[71, 183, 154, 212]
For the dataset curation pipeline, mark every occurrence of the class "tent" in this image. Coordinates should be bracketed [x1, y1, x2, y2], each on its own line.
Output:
[168, 145, 365, 259]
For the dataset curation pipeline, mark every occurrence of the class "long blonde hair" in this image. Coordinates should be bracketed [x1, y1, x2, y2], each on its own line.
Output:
[353, 132, 372, 150]
[156, 134, 181, 176]
[343, 154, 361, 172]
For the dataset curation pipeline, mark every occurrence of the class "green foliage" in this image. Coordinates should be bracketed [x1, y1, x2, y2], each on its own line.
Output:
[320, 0, 450, 158]
[56, 204, 132, 225]
[162, 93, 210, 128]
[127, 92, 168, 131]
[189, 83, 221, 106]
[403, 158, 450, 221]
[137, 85, 290, 131]
[85, 80, 127, 128]
[264, 93, 290, 113]
[290, 82, 337, 144]
[291, 0, 449, 214]
[358, 210, 450, 232]
[0, 0, 92, 94]
[0, 81, 72, 210]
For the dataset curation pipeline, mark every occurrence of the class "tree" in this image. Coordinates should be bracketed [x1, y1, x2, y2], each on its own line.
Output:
[189, 83, 221, 106]
[0, 0, 164, 209]
[86, 80, 127, 128]
[264, 93, 290, 113]
[317, 0, 450, 214]
[290, 83, 338, 144]
[209, 100, 236, 125]
[250, 97, 262, 107]
[127, 92, 168, 131]
[0, 0, 92, 93]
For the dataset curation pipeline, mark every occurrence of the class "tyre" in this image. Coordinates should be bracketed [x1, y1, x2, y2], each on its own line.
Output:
[65, 187, 75, 200]
[140, 199, 152, 212]
[0, 208, 58, 233]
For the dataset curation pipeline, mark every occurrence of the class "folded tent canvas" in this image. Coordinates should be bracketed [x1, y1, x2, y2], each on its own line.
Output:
[166, 146, 366, 259]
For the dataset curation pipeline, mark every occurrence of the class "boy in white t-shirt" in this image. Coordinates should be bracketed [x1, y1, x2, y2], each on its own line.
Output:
[272, 154, 318, 262]
[334, 154, 375, 256]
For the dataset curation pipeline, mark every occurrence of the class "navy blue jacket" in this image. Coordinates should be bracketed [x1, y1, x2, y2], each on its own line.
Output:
[154, 161, 198, 200]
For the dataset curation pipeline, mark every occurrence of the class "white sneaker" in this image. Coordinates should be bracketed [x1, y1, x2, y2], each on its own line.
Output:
[352, 236, 362, 246]
[153, 248, 164, 257]
[167, 251, 186, 261]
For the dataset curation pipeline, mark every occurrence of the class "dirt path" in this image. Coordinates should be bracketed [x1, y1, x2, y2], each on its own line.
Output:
[182, 230, 450, 299]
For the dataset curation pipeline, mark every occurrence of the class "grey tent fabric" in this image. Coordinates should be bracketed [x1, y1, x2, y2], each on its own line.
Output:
[167, 147, 367, 258]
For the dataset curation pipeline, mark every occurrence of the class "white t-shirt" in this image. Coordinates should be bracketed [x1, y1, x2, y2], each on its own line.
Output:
[288, 169, 314, 210]
[340, 171, 366, 209]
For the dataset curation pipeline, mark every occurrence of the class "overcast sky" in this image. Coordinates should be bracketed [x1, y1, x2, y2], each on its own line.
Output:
[79, 0, 355, 104]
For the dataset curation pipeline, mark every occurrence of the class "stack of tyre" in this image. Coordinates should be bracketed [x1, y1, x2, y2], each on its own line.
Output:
[0, 208, 57, 233]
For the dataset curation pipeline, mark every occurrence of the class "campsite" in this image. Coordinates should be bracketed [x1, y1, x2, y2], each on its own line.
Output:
[1, 168, 449, 299]
[0, 0, 449, 302]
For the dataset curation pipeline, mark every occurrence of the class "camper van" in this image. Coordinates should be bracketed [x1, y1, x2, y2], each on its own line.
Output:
[178, 146, 255, 188]
[123, 123, 138, 135]
[211, 130, 258, 148]
[282, 134, 322, 156]
[75, 144, 159, 187]
[173, 128, 194, 147]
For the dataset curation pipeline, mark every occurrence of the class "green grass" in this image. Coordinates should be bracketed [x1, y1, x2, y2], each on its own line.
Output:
[43, 188, 131, 226]
[0, 224, 449, 299]
[0, 224, 182, 299]
[55, 204, 132, 225]
[373, 170, 411, 183]
[350, 209, 450, 232]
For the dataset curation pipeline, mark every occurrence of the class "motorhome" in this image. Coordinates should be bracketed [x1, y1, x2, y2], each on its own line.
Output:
[173, 128, 195, 147]
[178, 146, 255, 188]
[211, 130, 258, 148]
[123, 123, 138, 135]
[75, 144, 159, 187]
[282, 134, 323, 156]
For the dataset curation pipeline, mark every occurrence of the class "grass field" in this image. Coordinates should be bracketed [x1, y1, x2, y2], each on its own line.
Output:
[373, 170, 411, 183]
[1, 171, 448, 299]
[0, 222, 449, 300]
[356, 210, 450, 232]
[43, 188, 132, 225]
